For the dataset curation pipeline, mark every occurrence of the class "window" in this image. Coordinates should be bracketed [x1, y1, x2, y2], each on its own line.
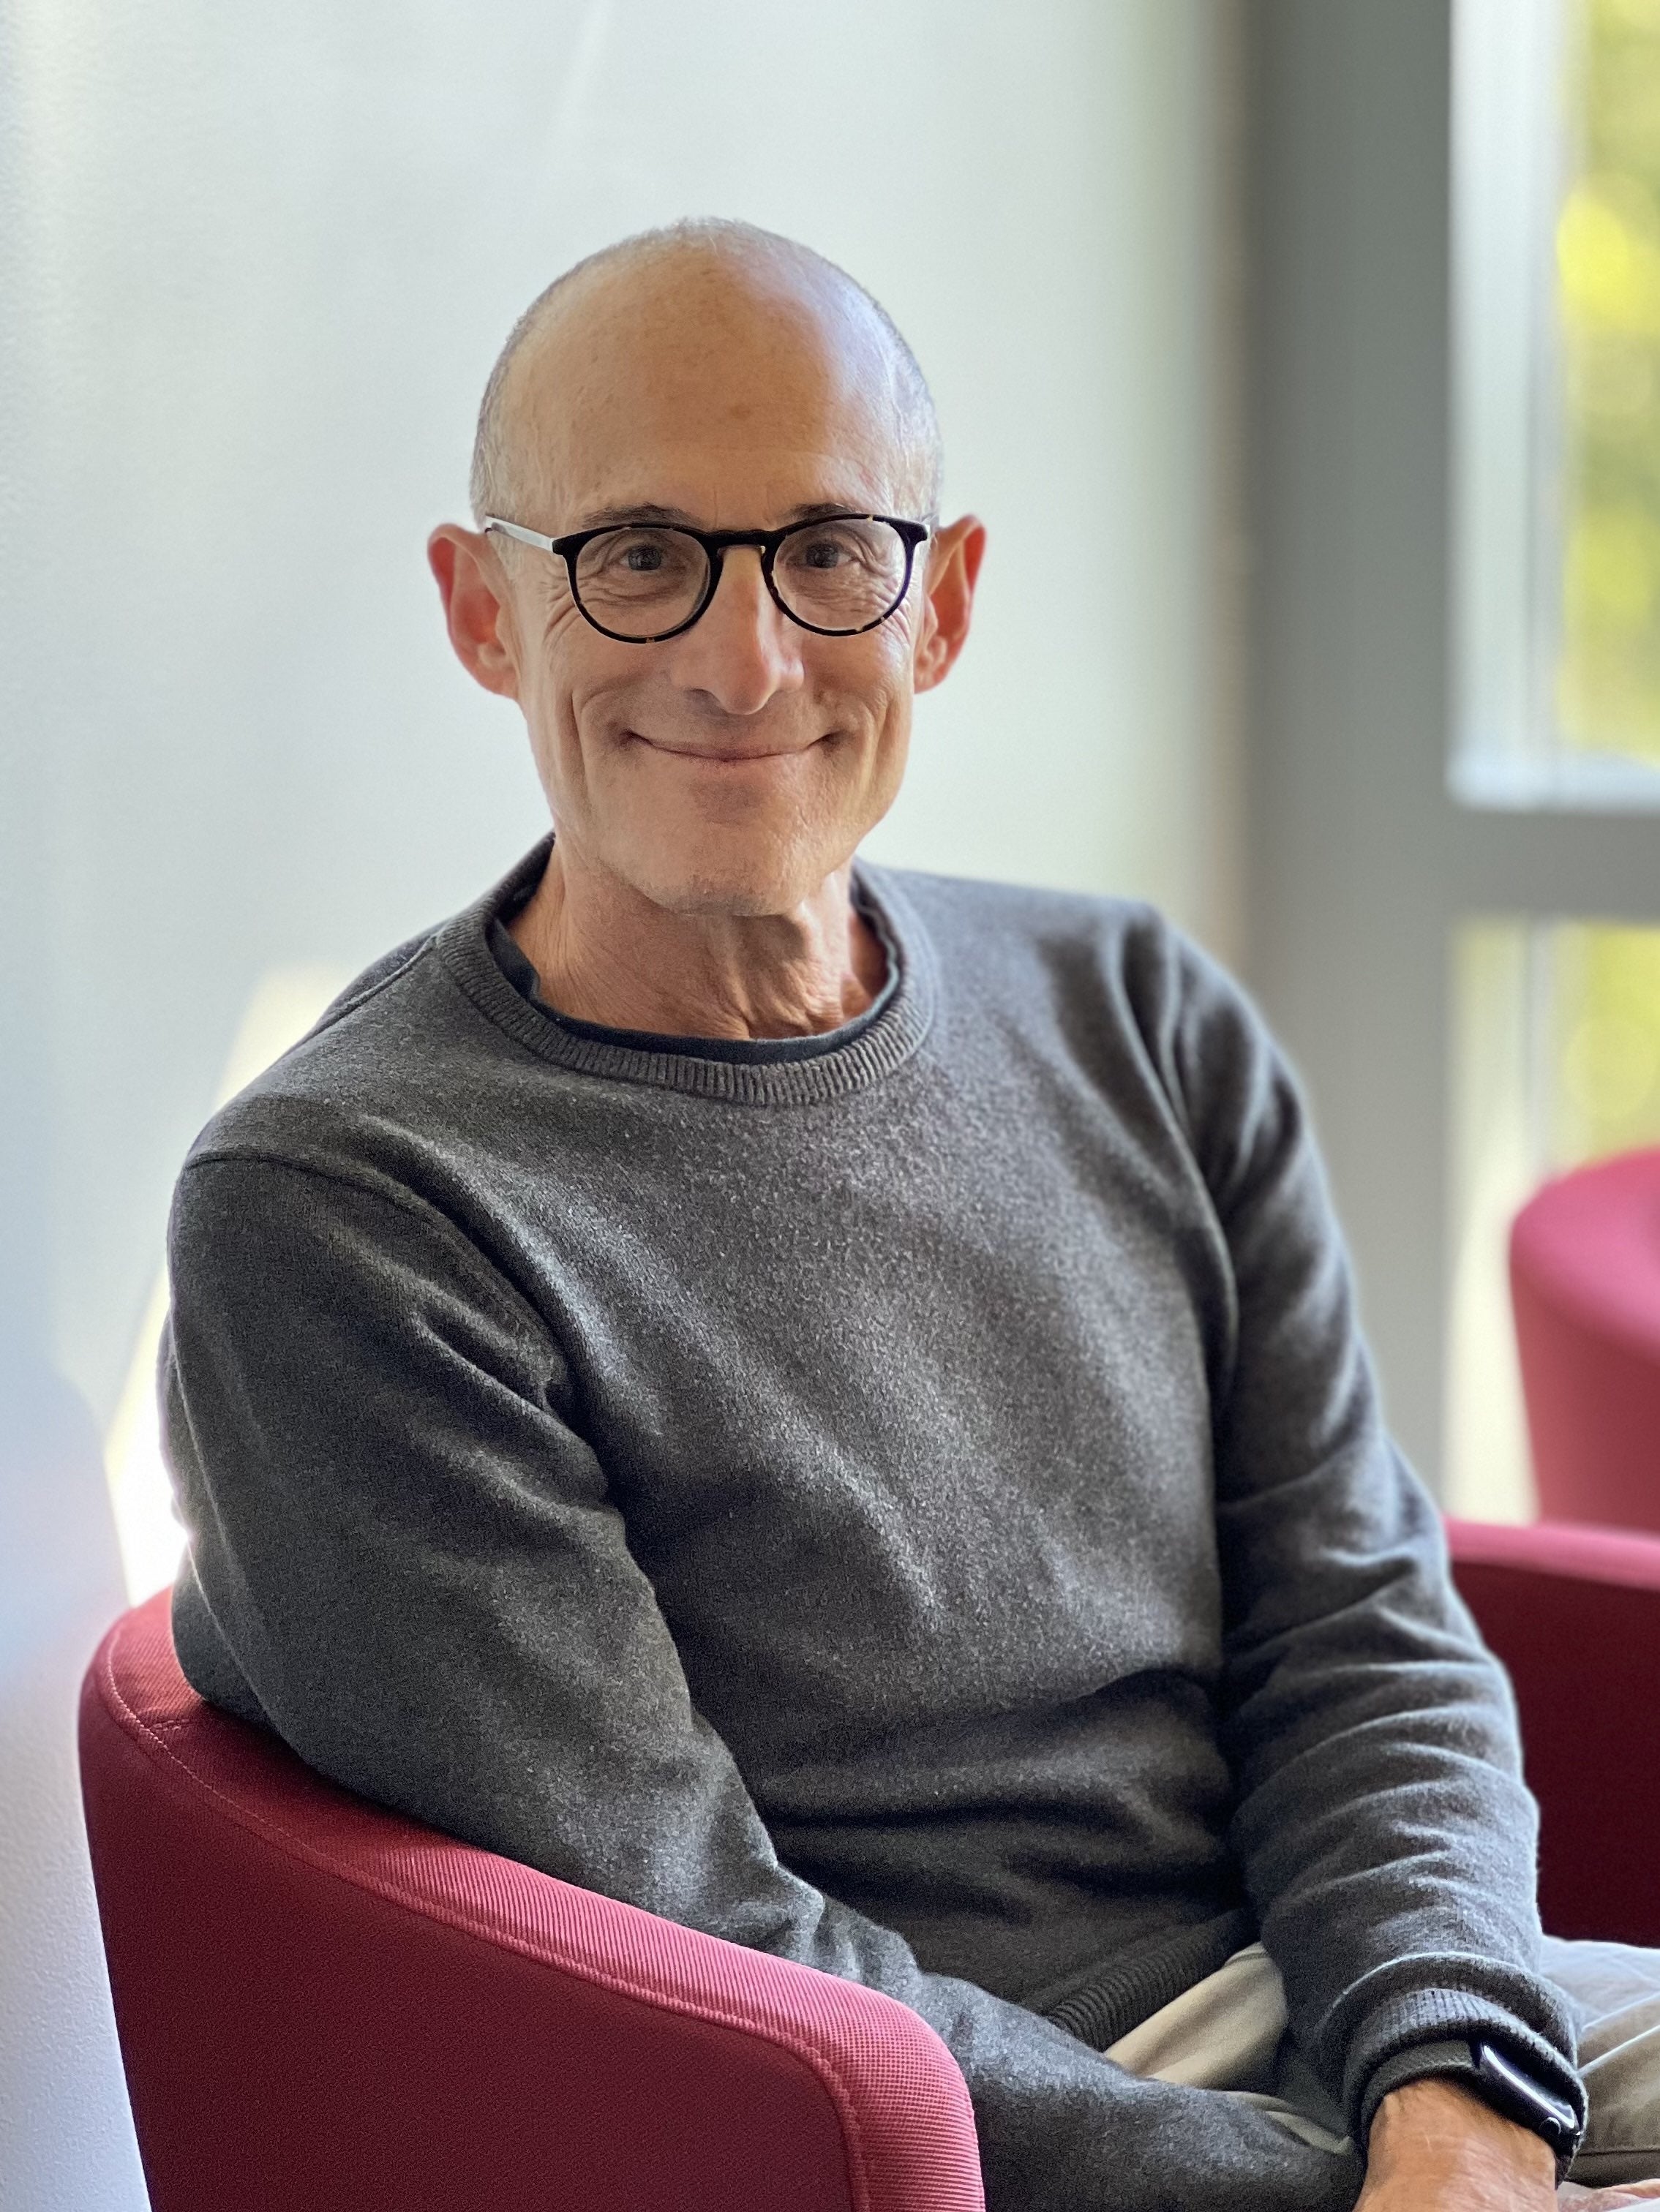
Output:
[1447, 918, 1660, 1516]
[1446, 0, 1660, 1516]
[1455, 0, 1660, 802]
[1558, 0, 1660, 770]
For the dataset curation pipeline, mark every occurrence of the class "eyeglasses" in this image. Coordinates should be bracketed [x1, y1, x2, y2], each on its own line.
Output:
[481, 511, 931, 644]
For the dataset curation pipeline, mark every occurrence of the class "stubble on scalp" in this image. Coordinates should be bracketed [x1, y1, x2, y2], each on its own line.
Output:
[467, 219, 944, 532]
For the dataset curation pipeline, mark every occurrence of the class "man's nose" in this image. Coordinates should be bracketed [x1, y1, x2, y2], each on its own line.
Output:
[664, 546, 804, 714]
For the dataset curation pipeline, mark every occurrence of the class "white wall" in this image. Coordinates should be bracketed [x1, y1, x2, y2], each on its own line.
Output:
[0, 3, 1236, 2200]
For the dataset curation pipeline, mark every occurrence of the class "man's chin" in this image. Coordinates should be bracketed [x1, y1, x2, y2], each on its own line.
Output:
[634, 872, 817, 921]
[615, 837, 843, 919]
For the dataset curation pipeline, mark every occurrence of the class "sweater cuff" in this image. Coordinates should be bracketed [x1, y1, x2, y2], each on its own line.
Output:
[1351, 2006, 1586, 2181]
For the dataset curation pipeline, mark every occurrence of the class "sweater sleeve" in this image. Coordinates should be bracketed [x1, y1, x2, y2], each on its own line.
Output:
[164, 1146, 1362, 2212]
[1157, 930, 1585, 2156]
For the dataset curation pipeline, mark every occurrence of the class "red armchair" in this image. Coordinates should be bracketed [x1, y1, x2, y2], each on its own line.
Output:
[1445, 1515, 1660, 1949]
[79, 1595, 983, 2212]
[1511, 1147, 1660, 1532]
[81, 1522, 1660, 2210]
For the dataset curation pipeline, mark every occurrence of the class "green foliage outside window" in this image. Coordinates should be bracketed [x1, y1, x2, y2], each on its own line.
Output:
[1549, 4, 1660, 1165]
[1558, 0, 1660, 759]
[1551, 922, 1660, 1159]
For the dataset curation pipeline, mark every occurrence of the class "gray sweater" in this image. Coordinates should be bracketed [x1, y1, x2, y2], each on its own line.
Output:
[162, 840, 1582, 2211]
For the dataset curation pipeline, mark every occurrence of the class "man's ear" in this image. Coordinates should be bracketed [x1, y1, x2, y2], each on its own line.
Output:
[913, 515, 987, 694]
[427, 525, 523, 701]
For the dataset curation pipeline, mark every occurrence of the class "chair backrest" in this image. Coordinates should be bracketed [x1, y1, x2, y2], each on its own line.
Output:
[1511, 1146, 1660, 1532]
[79, 1594, 984, 2212]
[1448, 1516, 1660, 1948]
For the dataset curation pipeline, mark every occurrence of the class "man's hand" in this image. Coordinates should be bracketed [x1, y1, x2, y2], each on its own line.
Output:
[1358, 2077, 1660, 2208]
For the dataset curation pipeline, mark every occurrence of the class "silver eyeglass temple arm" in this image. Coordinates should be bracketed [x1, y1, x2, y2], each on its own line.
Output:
[481, 517, 557, 552]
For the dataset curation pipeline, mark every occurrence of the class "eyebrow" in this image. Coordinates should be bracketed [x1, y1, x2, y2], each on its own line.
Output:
[568, 499, 883, 532]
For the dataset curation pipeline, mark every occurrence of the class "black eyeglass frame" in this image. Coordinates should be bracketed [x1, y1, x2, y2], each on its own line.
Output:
[482, 511, 933, 643]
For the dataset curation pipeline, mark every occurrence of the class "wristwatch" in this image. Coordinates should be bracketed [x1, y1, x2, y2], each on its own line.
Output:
[1468, 2039, 1582, 2152]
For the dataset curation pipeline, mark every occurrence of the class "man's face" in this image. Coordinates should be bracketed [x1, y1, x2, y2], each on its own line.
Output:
[440, 264, 980, 917]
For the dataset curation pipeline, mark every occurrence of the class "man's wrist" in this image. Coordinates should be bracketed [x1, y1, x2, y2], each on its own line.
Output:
[1361, 2034, 1584, 2181]
[1368, 2074, 1558, 2192]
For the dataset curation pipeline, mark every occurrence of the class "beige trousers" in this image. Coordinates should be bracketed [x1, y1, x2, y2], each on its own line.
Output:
[1105, 1938, 1660, 2186]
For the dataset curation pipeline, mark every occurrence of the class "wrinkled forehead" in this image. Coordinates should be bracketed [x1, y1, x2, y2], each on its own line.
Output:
[499, 266, 918, 530]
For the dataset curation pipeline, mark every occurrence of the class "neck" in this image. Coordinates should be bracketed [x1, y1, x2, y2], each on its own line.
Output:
[508, 843, 889, 1041]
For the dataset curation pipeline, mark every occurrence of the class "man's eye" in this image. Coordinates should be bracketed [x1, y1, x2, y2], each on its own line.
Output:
[587, 530, 698, 582]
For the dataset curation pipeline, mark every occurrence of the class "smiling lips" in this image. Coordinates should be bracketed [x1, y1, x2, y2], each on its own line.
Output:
[634, 734, 816, 764]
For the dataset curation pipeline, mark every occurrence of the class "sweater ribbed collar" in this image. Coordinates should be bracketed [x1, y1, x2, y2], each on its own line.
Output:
[435, 836, 936, 1107]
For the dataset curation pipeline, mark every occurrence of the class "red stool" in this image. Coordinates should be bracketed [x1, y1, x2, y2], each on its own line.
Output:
[1511, 1147, 1660, 1532]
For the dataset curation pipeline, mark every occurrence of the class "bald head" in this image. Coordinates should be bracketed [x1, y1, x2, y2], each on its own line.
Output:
[467, 220, 943, 530]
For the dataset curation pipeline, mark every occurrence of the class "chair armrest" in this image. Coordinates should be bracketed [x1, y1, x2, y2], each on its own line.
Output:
[1446, 1518, 1660, 1946]
[81, 1596, 984, 2212]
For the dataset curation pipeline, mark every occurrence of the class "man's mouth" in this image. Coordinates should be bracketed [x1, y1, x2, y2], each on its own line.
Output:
[631, 733, 813, 764]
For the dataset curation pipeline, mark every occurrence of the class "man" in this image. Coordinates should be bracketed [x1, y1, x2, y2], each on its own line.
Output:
[161, 221, 1660, 2211]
